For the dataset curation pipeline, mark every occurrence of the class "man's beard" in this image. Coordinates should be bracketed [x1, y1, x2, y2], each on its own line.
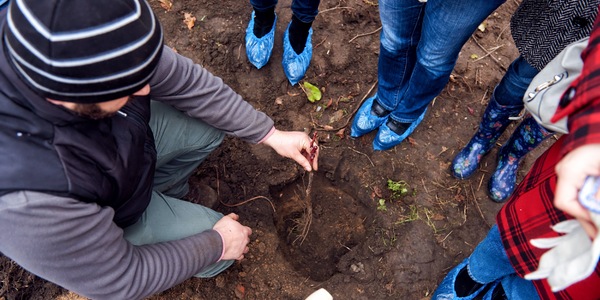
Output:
[72, 103, 119, 120]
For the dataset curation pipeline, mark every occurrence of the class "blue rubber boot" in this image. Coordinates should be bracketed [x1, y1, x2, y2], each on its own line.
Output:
[432, 259, 490, 300]
[451, 96, 522, 179]
[373, 109, 427, 151]
[488, 116, 553, 202]
[282, 23, 312, 85]
[350, 94, 389, 138]
[245, 11, 277, 69]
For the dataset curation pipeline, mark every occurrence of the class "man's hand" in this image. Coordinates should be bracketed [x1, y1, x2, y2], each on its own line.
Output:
[554, 144, 600, 237]
[262, 129, 319, 172]
[212, 213, 252, 261]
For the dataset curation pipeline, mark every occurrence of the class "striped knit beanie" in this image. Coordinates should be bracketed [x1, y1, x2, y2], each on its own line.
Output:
[3, 0, 163, 103]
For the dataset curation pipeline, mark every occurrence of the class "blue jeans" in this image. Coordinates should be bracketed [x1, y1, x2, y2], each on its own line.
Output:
[468, 225, 539, 299]
[250, 0, 320, 23]
[493, 56, 539, 106]
[377, 0, 505, 123]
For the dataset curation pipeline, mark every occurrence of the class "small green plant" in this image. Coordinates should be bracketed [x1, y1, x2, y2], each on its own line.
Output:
[395, 204, 419, 225]
[380, 227, 397, 247]
[387, 179, 409, 199]
[377, 199, 387, 211]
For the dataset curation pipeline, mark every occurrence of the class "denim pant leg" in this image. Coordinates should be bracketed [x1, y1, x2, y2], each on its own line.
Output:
[150, 101, 224, 198]
[250, 0, 278, 13]
[380, 0, 505, 123]
[468, 225, 539, 299]
[291, 0, 321, 23]
[376, 0, 425, 113]
[493, 56, 539, 107]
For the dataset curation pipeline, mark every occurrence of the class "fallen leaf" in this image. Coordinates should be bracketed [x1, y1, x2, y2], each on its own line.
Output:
[183, 13, 196, 30]
[329, 110, 345, 124]
[158, 0, 172, 11]
[275, 97, 284, 105]
[322, 125, 334, 131]
[234, 284, 245, 299]
[335, 128, 345, 139]
[372, 186, 383, 198]
[302, 81, 322, 103]
[467, 106, 474, 115]
[407, 137, 417, 146]
[477, 22, 487, 32]
[470, 53, 479, 60]
[326, 98, 333, 108]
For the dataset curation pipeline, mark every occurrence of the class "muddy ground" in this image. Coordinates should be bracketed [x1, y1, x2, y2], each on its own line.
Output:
[0, 0, 555, 299]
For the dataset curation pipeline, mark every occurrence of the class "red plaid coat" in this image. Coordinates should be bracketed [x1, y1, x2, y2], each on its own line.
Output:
[497, 12, 600, 300]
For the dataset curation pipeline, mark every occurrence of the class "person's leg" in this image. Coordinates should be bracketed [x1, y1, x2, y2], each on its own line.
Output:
[349, 0, 424, 138]
[246, 0, 278, 69]
[150, 101, 224, 199]
[489, 116, 554, 202]
[288, 0, 320, 53]
[250, 0, 278, 37]
[282, 0, 321, 85]
[493, 56, 540, 106]
[451, 56, 538, 179]
[390, 0, 506, 123]
[433, 225, 538, 299]
[374, 0, 506, 150]
[376, 0, 425, 113]
[123, 191, 233, 277]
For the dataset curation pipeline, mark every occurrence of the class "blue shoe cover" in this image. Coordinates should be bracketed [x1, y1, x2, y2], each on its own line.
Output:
[432, 259, 489, 300]
[282, 23, 312, 85]
[482, 281, 503, 300]
[373, 109, 426, 151]
[245, 12, 276, 69]
[350, 95, 387, 138]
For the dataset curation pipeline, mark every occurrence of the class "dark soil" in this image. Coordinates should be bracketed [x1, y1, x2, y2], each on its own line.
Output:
[0, 0, 554, 299]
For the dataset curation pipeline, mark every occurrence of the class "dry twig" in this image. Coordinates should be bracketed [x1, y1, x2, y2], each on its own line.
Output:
[315, 80, 377, 132]
[349, 26, 382, 43]
[220, 196, 276, 213]
[470, 185, 491, 228]
[320, 6, 354, 14]
[470, 37, 507, 72]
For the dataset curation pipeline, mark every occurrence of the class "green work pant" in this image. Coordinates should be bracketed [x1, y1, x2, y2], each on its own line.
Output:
[123, 101, 233, 278]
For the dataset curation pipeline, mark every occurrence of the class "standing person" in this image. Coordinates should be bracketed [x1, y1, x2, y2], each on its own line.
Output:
[350, 0, 506, 150]
[432, 10, 600, 299]
[451, 0, 599, 202]
[244, 0, 319, 85]
[0, 1, 318, 299]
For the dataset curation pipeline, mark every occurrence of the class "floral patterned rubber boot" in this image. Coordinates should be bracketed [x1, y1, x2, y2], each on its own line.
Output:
[451, 96, 522, 179]
[488, 116, 554, 202]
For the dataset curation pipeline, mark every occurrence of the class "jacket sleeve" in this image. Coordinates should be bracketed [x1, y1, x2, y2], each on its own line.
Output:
[0, 191, 223, 300]
[552, 11, 600, 156]
[147, 46, 274, 144]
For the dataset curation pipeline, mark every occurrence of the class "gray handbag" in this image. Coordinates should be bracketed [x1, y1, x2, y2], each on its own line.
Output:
[510, 37, 588, 134]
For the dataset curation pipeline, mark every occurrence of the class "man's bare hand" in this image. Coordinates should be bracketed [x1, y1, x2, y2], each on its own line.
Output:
[262, 129, 319, 172]
[212, 213, 252, 261]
